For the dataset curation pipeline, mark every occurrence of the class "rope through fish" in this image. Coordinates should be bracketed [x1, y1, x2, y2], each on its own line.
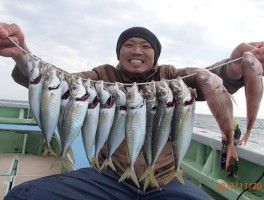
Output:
[8, 36, 243, 86]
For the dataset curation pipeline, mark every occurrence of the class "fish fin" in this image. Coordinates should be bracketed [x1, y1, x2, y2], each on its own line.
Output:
[139, 166, 159, 191]
[91, 156, 101, 172]
[163, 168, 185, 185]
[225, 144, 239, 170]
[139, 166, 152, 182]
[118, 167, 140, 188]
[42, 146, 58, 157]
[50, 156, 76, 172]
[143, 177, 150, 192]
[100, 158, 116, 172]
[236, 132, 250, 146]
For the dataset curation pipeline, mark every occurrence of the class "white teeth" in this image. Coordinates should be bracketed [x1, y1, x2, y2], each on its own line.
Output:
[130, 59, 143, 64]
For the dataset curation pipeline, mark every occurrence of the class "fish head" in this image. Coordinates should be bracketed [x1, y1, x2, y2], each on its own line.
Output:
[126, 82, 143, 108]
[141, 81, 157, 106]
[197, 69, 223, 91]
[29, 58, 41, 82]
[156, 79, 173, 103]
[43, 66, 60, 89]
[108, 82, 126, 107]
[61, 76, 70, 95]
[170, 77, 194, 103]
[95, 81, 110, 104]
[70, 76, 87, 98]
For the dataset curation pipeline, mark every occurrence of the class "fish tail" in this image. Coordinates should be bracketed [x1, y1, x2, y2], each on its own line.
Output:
[118, 167, 140, 188]
[50, 156, 76, 172]
[91, 155, 101, 172]
[42, 146, 57, 157]
[236, 131, 250, 146]
[139, 166, 159, 191]
[139, 166, 152, 182]
[100, 158, 116, 172]
[163, 168, 185, 185]
[226, 144, 239, 170]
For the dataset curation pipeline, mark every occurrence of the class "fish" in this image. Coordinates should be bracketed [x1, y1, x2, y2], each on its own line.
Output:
[139, 79, 174, 190]
[40, 66, 63, 155]
[196, 69, 238, 170]
[91, 80, 116, 171]
[164, 77, 196, 185]
[237, 52, 263, 145]
[27, 55, 44, 128]
[101, 82, 127, 171]
[81, 78, 100, 166]
[57, 76, 71, 133]
[139, 81, 157, 189]
[118, 82, 146, 188]
[60, 76, 89, 159]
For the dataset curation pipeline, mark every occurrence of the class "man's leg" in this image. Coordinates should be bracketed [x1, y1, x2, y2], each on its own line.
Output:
[4, 167, 138, 200]
[141, 177, 214, 200]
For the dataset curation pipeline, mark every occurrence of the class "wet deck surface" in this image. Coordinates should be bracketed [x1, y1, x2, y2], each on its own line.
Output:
[0, 153, 61, 199]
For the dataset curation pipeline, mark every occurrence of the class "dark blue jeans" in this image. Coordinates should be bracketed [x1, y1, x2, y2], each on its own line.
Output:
[4, 167, 213, 200]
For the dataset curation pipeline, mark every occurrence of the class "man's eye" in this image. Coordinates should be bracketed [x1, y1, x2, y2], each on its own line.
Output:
[124, 43, 133, 47]
[142, 45, 152, 49]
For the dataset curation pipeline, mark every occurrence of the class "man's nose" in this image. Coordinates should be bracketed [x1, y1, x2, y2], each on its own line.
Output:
[131, 45, 143, 54]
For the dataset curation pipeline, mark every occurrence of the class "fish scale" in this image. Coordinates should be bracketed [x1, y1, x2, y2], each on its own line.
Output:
[164, 77, 196, 185]
[60, 77, 89, 159]
[118, 82, 146, 188]
[40, 68, 62, 148]
[101, 83, 127, 171]
[81, 79, 100, 166]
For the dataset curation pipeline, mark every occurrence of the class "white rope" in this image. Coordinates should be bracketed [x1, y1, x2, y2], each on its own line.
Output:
[8, 37, 243, 86]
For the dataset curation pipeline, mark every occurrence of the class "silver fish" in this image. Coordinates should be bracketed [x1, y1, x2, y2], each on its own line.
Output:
[81, 78, 100, 166]
[40, 66, 63, 150]
[237, 52, 263, 145]
[164, 77, 196, 185]
[118, 82, 146, 188]
[91, 80, 116, 171]
[101, 82, 127, 171]
[60, 76, 89, 159]
[27, 56, 43, 128]
[58, 76, 70, 133]
[196, 69, 238, 170]
[140, 81, 157, 170]
[140, 79, 174, 190]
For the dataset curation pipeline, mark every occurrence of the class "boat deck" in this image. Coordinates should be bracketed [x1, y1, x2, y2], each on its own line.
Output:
[0, 153, 61, 199]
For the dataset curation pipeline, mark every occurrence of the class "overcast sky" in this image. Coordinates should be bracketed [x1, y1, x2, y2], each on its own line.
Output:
[0, 0, 263, 118]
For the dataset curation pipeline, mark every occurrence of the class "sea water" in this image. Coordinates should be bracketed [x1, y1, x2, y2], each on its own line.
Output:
[194, 114, 264, 146]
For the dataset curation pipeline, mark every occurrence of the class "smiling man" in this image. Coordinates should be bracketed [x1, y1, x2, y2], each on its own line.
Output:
[1, 23, 264, 200]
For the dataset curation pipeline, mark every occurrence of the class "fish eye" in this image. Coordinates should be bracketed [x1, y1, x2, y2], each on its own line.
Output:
[146, 92, 154, 99]
[126, 93, 133, 100]
[175, 88, 182, 95]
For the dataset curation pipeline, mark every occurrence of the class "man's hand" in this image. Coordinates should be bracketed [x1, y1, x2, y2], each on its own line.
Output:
[0, 22, 29, 56]
[227, 42, 264, 80]
[0, 23, 29, 77]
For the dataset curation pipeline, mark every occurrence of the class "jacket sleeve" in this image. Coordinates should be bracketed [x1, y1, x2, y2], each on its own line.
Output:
[206, 58, 244, 94]
[11, 65, 29, 88]
[11, 64, 101, 89]
[161, 58, 245, 101]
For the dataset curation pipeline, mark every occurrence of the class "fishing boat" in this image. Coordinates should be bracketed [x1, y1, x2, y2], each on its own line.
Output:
[0, 99, 263, 200]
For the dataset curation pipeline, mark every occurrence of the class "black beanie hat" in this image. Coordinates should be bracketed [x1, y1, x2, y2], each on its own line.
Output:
[116, 27, 162, 65]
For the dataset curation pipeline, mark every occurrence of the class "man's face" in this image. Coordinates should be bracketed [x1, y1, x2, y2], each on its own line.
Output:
[119, 37, 155, 75]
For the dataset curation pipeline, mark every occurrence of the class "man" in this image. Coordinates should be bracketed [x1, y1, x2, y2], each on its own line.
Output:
[1, 23, 264, 200]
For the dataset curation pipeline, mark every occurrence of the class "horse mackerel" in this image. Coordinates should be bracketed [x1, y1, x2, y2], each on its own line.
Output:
[118, 82, 146, 188]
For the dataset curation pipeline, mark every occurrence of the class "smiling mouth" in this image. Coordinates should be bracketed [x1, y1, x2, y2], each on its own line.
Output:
[129, 59, 144, 64]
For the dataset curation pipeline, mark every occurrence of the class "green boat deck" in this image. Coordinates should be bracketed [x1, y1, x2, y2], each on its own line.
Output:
[0, 99, 263, 200]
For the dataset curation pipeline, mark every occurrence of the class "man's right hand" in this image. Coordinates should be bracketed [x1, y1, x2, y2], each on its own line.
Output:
[0, 23, 30, 77]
